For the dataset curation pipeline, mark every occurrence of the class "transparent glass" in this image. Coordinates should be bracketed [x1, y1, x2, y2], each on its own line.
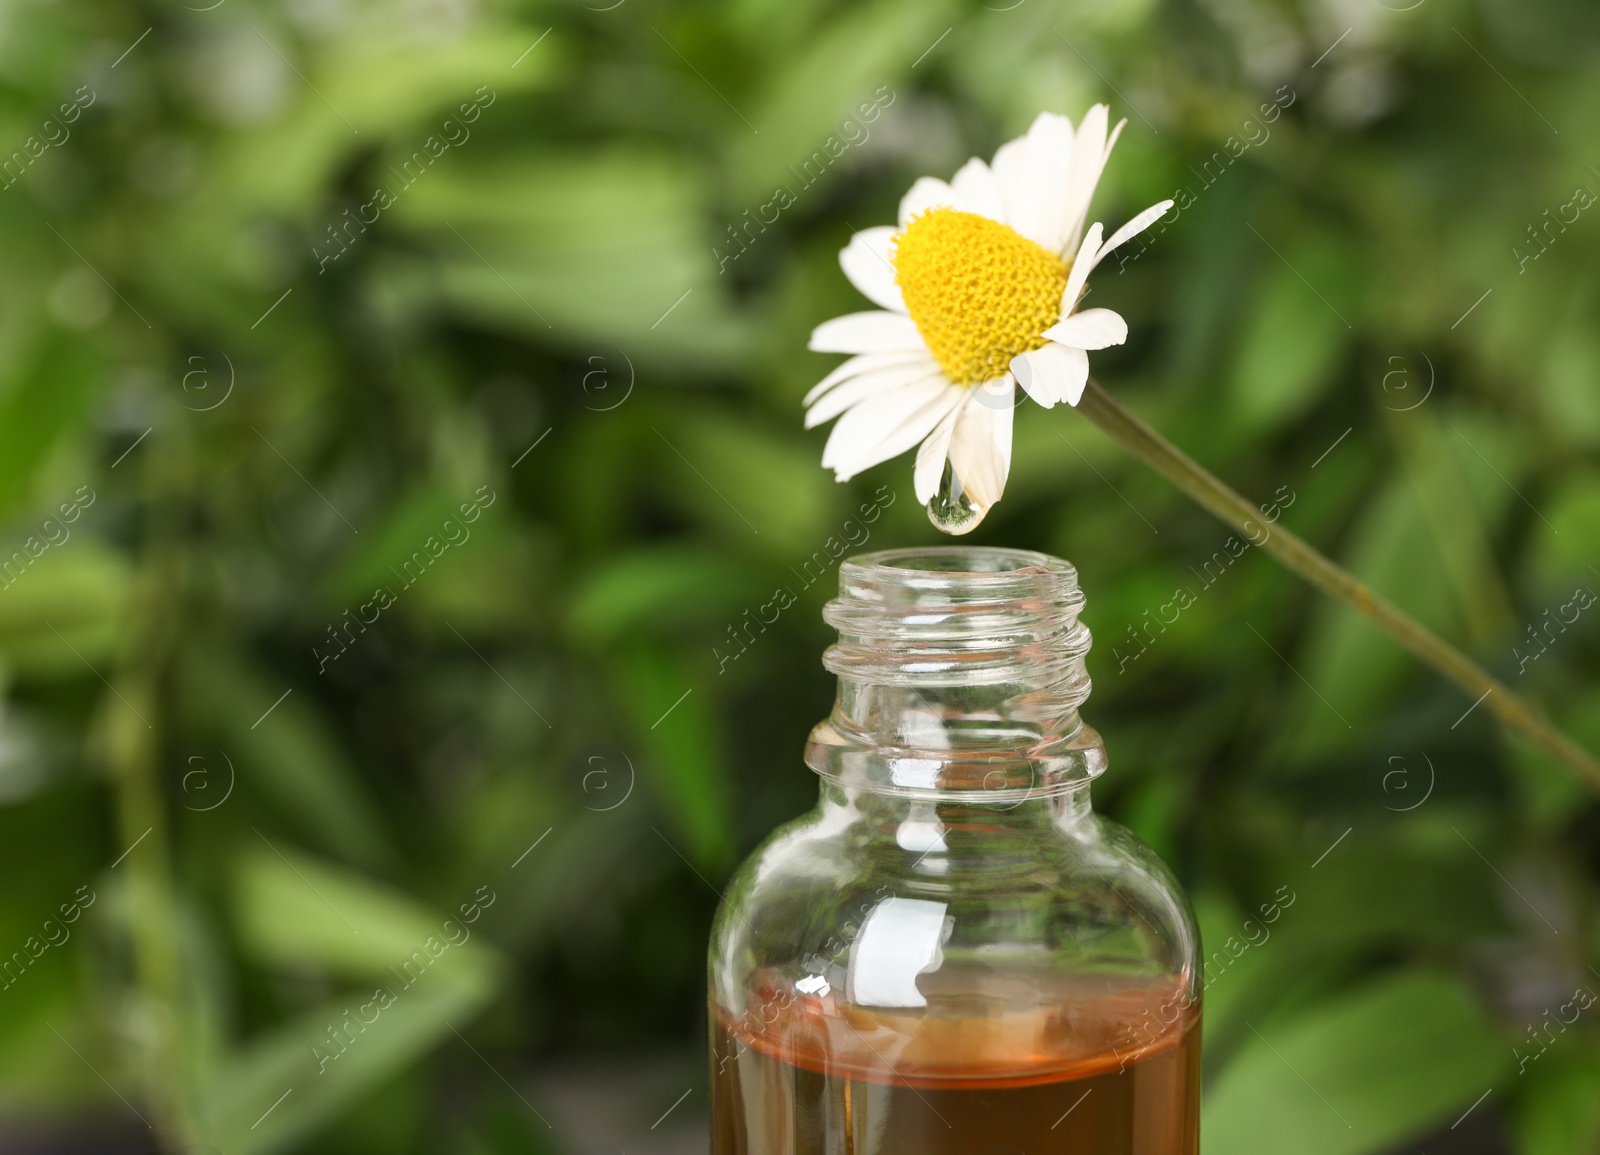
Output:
[708, 547, 1201, 1154]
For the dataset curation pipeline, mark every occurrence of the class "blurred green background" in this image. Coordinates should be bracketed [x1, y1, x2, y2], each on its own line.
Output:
[1, 0, 1599, 1151]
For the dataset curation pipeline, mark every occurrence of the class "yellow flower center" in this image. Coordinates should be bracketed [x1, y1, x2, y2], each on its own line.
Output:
[892, 208, 1068, 387]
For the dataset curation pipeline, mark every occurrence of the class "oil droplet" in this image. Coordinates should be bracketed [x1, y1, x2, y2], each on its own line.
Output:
[925, 460, 987, 535]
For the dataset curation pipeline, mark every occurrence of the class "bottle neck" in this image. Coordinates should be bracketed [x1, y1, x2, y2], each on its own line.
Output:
[804, 547, 1106, 804]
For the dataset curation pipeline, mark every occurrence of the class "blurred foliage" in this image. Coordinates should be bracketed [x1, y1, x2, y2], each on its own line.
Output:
[0, 0, 1598, 1151]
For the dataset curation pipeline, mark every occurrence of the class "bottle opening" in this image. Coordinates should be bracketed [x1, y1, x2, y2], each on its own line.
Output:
[836, 547, 1081, 603]
[810, 546, 1104, 798]
[860, 546, 1073, 575]
[824, 547, 1088, 686]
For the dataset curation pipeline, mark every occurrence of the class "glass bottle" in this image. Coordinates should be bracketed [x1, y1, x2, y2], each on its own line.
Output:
[708, 547, 1201, 1154]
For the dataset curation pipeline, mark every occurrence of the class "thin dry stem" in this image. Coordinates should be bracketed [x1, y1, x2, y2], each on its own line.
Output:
[1076, 377, 1600, 793]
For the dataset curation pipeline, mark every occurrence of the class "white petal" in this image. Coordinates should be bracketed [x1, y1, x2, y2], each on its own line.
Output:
[948, 375, 1015, 511]
[805, 362, 944, 428]
[803, 350, 933, 406]
[1042, 307, 1128, 350]
[1089, 199, 1176, 274]
[1102, 116, 1126, 163]
[1013, 112, 1075, 252]
[991, 135, 1029, 228]
[809, 311, 925, 354]
[839, 227, 904, 313]
[899, 176, 959, 226]
[825, 381, 965, 482]
[823, 379, 938, 469]
[1010, 343, 1088, 409]
[949, 157, 1005, 224]
[914, 400, 964, 504]
[1060, 222, 1103, 314]
[1059, 105, 1110, 257]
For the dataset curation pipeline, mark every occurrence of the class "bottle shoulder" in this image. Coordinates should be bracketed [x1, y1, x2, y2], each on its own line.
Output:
[724, 800, 1189, 906]
[709, 796, 1200, 1083]
[712, 797, 1198, 984]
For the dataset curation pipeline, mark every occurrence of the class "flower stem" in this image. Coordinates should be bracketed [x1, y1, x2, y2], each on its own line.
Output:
[1077, 377, 1600, 793]
[106, 414, 202, 1147]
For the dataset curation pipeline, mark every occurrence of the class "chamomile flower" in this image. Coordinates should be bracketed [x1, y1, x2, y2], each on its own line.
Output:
[803, 105, 1172, 532]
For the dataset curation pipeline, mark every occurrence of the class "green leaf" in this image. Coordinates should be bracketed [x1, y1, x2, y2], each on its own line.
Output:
[389, 150, 748, 369]
[1528, 469, 1600, 589]
[1384, 406, 1516, 643]
[0, 330, 101, 518]
[1229, 255, 1347, 435]
[666, 409, 840, 557]
[1203, 969, 1508, 1155]
[469, 1099, 565, 1155]
[233, 843, 500, 981]
[197, 978, 497, 1155]
[1509, 735, 1594, 831]
[1537, 326, 1600, 450]
[209, 845, 506, 1152]
[1273, 842, 1507, 948]
[567, 545, 758, 649]
[1510, 1050, 1600, 1155]
[0, 943, 87, 1106]
[322, 482, 501, 605]
[616, 645, 732, 867]
[729, 0, 951, 201]
[175, 644, 394, 871]
[1191, 889, 1279, 1056]
[1288, 478, 1462, 760]
[0, 541, 131, 675]
[226, 25, 562, 214]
